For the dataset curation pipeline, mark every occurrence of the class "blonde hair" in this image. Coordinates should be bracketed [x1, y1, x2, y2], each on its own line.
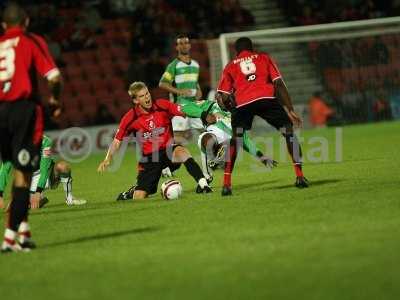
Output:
[128, 81, 147, 98]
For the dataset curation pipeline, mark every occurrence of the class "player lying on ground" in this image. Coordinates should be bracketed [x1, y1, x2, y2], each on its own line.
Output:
[0, 135, 86, 210]
[160, 99, 277, 182]
[97, 81, 214, 200]
[196, 100, 277, 182]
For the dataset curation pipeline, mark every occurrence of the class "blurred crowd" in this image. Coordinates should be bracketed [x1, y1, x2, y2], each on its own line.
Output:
[127, 0, 254, 59]
[0, 0, 255, 128]
[125, 0, 254, 90]
[277, 0, 399, 125]
[280, 0, 399, 26]
[311, 36, 391, 70]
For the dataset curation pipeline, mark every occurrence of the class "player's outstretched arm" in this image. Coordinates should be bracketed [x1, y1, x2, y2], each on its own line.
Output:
[179, 101, 217, 125]
[195, 83, 202, 100]
[243, 132, 277, 168]
[274, 78, 302, 127]
[216, 92, 234, 112]
[97, 139, 121, 172]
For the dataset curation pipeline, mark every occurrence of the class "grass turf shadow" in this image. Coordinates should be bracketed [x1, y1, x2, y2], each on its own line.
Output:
[272, 179, 343, 190]
[40, 226, 161, 249]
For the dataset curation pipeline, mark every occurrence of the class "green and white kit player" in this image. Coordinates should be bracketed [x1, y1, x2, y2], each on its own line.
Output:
[162, 100, 278, 182]
[159, 34, 203, 134]
[0, 135, 86, 209]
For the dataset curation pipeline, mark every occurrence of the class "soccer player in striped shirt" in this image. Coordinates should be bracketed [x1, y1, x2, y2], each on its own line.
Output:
[159, 34, 203, 141]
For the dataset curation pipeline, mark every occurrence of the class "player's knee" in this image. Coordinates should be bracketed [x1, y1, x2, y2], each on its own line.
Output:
[55, 160, 70, 174]
[200, 133, 216, 153]
[173, 146, 191, 162]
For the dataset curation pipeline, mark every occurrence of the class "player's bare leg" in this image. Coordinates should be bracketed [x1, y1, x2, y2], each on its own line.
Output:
[133, 190, 147, 200]
[172, 146, 212, 193]
[222, 128, 243, 196]
[282, 126, 308, 188]
[199, 133, 221, 183]
[2, 170, 32, 253]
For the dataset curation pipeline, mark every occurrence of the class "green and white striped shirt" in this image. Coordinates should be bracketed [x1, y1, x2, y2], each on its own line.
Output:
[160, 58, 200, 104]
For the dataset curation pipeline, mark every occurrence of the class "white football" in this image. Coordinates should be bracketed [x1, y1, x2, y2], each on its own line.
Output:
[161, 180, 182, 200]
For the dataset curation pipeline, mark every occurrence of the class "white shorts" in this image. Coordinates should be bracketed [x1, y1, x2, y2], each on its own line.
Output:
[172, 116, 203, 131]
[197, 124, 231, 149]
[29, 166, 59, 193]
[30, 170, 50, 193]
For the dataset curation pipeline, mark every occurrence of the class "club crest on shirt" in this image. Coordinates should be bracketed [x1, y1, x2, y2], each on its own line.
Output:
[148, 120, 155, 129]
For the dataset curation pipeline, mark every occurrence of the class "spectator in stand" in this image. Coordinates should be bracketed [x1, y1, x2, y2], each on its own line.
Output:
[370, 36, 390, 64]
[297, 6, 319, 26]
[373, 93, 392, 121]
[339, 4, 362, 21]
[309, 92, 334, 127]
[80, 3, 103, 34]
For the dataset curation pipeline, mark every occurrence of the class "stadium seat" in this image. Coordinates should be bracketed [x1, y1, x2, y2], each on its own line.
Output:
[70, 80, 93, 95]
[95, 35, 111, 49]
[78, 50, 97, 64]
[94, 89, 114, 105]
[64, 107, 85, 126]
[65, 65, 85, 80]
[110, 46, 130, 60]
[62, 52, 80, 65]
[104, 19, 118, 29]
[114, 59, 129, 73]
[108, 78, 125, 91]
[82, 65, 105, 80]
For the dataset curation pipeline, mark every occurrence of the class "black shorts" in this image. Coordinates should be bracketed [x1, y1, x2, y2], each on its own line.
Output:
[136, 146, 181, 195]
[0, 100, 43, 171]
[231, 99, 292, 131]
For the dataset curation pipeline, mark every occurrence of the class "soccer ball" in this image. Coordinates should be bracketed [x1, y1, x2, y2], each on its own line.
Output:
[161, 180, 182, 200]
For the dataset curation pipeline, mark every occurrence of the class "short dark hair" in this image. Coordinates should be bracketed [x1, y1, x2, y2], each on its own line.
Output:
[2, 2, 27, 26]
[176, 34, 189, 44]
[235, 37, 253, 53]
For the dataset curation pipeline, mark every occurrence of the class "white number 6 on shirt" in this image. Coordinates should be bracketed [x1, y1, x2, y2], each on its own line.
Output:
[240, 60, 256, 75]
[240, 60, 257, 81]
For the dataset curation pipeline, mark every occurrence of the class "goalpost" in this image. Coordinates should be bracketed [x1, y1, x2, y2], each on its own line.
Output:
[207, 16, 400, 125]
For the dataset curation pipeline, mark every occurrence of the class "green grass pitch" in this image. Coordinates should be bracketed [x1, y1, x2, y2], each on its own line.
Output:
[1, 121, 400, 300]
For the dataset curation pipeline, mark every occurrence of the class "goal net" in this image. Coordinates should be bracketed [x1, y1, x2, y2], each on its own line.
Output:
[207, 17, 400, 125]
